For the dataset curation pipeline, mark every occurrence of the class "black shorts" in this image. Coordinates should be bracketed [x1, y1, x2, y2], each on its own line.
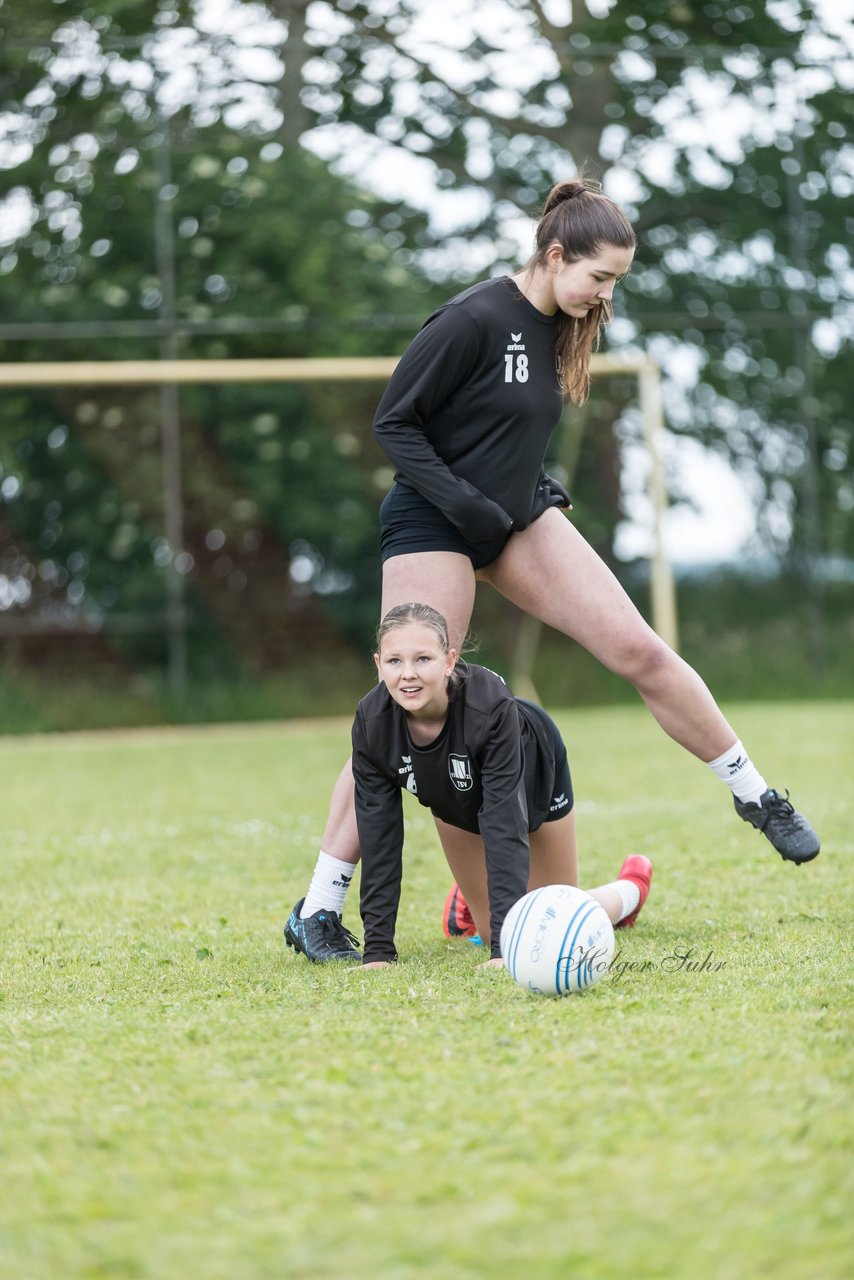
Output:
[544, 719, 573, 823]
[379, 482, 511, 572]
[516, 699, 574, 824]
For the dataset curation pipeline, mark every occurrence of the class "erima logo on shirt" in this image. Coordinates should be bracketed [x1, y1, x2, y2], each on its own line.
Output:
[550, 792, 570, 812]
[504, 335, 529, 383]
[400, 754, 417, 793]
[449, 754, 473, 792]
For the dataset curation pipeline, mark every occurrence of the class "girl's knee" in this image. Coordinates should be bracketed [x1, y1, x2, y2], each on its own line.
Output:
[618, 632, 676, 686]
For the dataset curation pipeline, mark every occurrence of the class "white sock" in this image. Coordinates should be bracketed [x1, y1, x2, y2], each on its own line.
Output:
[600, 880, 641, 923]
[301, 851, 356, 918]
[707, 739, 768, 804]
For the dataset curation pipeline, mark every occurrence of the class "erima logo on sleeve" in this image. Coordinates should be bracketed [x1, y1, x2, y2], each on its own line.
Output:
[449, 754, 473, 791]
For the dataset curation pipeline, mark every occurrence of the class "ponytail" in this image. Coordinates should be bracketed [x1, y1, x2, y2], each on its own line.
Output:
[529, 179, 636, 404]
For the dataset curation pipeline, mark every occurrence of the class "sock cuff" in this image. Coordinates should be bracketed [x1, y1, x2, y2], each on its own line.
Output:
[317, 850, 357, 878]
[706, 740, 768, 804]
[599, 880, 641, 923]
[706, 739, 744, 770]
[302, 851, 357, 919]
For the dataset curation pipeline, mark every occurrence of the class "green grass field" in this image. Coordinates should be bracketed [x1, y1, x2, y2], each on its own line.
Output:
[1, 702, 851, 1280]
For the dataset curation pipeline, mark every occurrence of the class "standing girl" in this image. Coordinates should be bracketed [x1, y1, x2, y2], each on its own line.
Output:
[285, 179, 818, 965]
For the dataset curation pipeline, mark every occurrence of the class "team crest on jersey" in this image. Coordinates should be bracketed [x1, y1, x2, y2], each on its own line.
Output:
[449, 754, 473, 792]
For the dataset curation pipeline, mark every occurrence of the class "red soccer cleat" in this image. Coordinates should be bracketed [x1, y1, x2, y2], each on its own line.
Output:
[615, 854, 653, 929]
[442, 883, 478, 938]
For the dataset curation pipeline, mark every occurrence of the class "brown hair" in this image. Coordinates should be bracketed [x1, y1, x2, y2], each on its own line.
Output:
[526, 179, 636, 404]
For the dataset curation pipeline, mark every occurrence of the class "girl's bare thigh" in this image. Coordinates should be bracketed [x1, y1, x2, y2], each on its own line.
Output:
[480, 510, 735, 755]
[479, 508, 659, 674]
[381, 551, 477, 651]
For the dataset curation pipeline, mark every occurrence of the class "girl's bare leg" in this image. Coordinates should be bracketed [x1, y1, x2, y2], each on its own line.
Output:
[481, 510, 737, 760]
[526, 811, 579, 889]
[526, 814, 623, 924]
[320, 758, 361, 863]
[381, 550, 477, 651]
[433, 808, 624, 946]
[432, 818, 493, 945]
[319, 551, 479, 865]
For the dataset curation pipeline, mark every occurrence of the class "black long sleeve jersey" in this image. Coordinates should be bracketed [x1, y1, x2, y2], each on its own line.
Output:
[352, 663, 565, 963]
[372, 277, 564, 546]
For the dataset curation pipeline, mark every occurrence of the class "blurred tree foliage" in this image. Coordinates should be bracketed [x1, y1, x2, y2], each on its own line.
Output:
[0, 0, 851, 687]
[0, 1, 462, 670]
[269, 0, 852, 572]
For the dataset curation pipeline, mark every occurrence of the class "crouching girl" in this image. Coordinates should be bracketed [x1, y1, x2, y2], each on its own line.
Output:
[353, 602, 652, 968]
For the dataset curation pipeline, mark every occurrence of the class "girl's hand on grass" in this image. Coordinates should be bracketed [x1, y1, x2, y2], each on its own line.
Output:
[478, 957, 505, 969]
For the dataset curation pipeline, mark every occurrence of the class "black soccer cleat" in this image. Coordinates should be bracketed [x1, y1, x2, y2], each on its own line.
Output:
[734, 789, 820, 864]
[284, 898, 362, 963]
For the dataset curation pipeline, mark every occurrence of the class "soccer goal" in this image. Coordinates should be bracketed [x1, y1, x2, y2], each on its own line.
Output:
[0, 354, 677, 695]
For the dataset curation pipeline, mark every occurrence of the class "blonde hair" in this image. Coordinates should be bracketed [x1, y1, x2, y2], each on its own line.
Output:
[375, 603, 466, 690]
[376, 602, 452, 652]
[528, 179, 636, 405]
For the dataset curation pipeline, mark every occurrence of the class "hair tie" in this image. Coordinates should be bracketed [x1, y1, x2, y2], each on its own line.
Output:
[565, 179, 603, 199]
[546, 178, 603, 213]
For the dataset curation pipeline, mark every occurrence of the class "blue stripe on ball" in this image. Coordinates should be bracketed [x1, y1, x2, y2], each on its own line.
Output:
[555, 900, 588, 993]
[556, 901, 600, 993]
[505, 886, 546, 982]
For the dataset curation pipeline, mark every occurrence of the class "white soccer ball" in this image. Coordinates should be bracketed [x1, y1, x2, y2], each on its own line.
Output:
[500, 884, 615, 997]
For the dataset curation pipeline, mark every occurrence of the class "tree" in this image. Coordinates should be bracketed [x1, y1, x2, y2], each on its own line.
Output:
[0, 2, 459, 671]
[306, 2, 852, 556]
[266, 0, 854, 660]
[1, 0, 851, 682]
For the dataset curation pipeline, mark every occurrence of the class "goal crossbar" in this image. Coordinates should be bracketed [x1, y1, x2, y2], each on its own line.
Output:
[0, 353, 655, 387]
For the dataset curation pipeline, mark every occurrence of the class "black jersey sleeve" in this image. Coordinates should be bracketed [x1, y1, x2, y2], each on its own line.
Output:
[477, 698, 532, 958]
[352, 707, 404, 963]
[373, 308, 514, 544]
